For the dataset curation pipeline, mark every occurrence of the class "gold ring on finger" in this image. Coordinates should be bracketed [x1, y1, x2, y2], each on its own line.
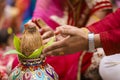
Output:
[59, 52, 64, 55]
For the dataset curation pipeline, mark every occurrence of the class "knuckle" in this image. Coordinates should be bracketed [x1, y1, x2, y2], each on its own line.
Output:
[51, 45, 57, 49]
[49, 31, 54, 36]
[62, 41, 67, 46]
[51, 51, 57, 55]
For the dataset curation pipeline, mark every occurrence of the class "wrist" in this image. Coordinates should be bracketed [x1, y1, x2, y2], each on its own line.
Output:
[81, 28, 90, 34]
[88, 33, 96, 52]
[94, 34, 101, 48]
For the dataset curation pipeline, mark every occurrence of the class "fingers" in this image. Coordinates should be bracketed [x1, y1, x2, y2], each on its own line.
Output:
[56, 34, 65, 41]
[32, 18, 54, 38]
[42, 31, 54, 39]
[41, 26, 53, 32]
[24, 20, 37, 29]
[32, 18, 47, 28]
[55, 25, 79, 36]
[41, 27, 54, 39]
[43, 38, 51, 44]
[34, 19, 41, 28]
[43, 41, 65, 53]
[43, 36, 70, 54]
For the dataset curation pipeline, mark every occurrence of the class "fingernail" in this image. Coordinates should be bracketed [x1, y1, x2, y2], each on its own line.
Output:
[54, 30, 60, 35]
[47, 52, 52, 55]
[42, 50, 46, 54]
[37, 19, 41, 22]
[32, 19, 35, 22]
[40, 54, 45, 58]
[39, 29, 42, 32]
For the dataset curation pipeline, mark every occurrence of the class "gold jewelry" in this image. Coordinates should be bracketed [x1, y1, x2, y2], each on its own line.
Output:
[92, 15, 100, 21]
[7, 27, 13, 34]
[59, 52, 64, 55]
[81, 28, 90, 34]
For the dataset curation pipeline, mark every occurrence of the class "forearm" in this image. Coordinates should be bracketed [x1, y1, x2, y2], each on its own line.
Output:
[87, 8, 120, 34]
[86, 9, 112, 26]
[81, 27, 120, 55]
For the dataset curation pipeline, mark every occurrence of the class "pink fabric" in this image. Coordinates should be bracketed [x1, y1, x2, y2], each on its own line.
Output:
[46, 52, 92, 80]
[0, 54, 16, 71]
[33, 0, 65, 30]
[46, 53, 81, 80]
[115, 0, 120, 8]
[0, 50, 17, 79]
[12, 56, 19, 70]
[88, 8, 120, 55]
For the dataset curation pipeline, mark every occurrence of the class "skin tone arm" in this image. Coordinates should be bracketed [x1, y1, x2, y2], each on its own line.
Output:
[86, 9, 112, 26]
[43, 25, 101, 56]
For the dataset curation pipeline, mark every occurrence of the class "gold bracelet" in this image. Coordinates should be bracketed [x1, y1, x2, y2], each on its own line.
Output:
[92, 15, 100, 21]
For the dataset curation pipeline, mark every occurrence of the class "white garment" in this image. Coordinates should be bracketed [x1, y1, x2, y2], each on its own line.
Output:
[99, 54, 120, 80]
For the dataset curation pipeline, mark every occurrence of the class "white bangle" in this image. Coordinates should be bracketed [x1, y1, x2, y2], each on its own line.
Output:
[88, 33, 96, 52]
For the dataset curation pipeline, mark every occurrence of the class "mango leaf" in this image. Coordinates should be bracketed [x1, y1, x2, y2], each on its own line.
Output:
[28, 46, 43, 59]
[44, 36, 55, 48]
[13, 35, 20, 51]
[4, 50, 27, 58]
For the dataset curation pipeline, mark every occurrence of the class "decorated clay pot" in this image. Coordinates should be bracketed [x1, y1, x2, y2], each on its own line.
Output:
[9, 58, 58, 80]
[6, 23, 58, 80]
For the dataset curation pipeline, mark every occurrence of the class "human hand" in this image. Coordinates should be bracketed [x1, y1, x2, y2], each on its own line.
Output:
[40, 27, 54, 44]
[32, 18, 54, 44]
[43, 25, 89, 56]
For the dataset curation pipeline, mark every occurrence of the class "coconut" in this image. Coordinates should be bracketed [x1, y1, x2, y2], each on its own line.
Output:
[20, 23, 43, 57]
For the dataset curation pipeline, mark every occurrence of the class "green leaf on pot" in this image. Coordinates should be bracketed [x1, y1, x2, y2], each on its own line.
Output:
[4, 50, 27, 58]
[44, 36, 55, 48]
[28, 46, 43, 59]
[13, 35, 20, 52]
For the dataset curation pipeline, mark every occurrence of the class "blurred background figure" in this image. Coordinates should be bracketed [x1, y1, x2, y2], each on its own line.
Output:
[0, 0, 18, 79]
[0, 0, 12, 30]
[3, 0, 36, 34]
[115, 0, 120, 8]
[0, 27, 17, 80]
[12, 0, 29, 33]
[111, 0, 120, 11]
[0, 0, 19, 33]
[15, 0, 36, 32]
